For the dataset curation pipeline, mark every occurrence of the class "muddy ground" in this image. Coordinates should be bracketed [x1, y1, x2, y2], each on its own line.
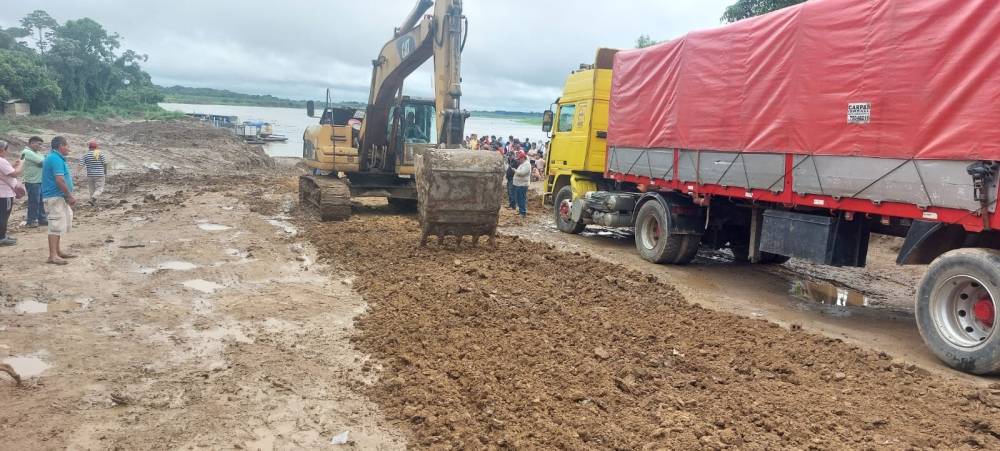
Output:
[2, 118, 1000, 450]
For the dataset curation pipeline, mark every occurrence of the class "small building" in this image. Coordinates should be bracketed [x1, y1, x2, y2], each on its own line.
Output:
[1, 99, 30, 117]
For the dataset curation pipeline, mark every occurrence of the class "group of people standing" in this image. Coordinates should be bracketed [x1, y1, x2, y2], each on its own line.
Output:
[0, 136, 108, 264]
[464, 134, 549, 217]
[467, 134, 548, 177]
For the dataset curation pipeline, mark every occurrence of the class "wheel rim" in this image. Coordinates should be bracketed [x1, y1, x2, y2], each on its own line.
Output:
[558, 198, 573, 224]
[931, 274, 996, 349]
[639, 214, 660, 250]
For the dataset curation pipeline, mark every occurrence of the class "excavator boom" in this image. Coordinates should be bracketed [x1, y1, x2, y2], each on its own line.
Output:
[359, 0, 468, 158]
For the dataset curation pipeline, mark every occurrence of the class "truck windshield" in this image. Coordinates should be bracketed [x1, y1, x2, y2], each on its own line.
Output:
[557, 104, 575, 132]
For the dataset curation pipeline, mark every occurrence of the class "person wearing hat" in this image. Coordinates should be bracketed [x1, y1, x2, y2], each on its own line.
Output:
[79, 141, 107, 206]
[512, 151, 532, 217]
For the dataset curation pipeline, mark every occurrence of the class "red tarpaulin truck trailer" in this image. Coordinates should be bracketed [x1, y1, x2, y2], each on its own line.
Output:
[540, 0, 1000, 374]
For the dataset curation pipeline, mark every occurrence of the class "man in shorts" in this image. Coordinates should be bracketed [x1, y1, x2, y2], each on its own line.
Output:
[40, 136, 77, 265]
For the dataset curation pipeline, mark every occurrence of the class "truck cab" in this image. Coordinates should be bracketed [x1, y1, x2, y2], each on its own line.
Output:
[542, 48, 617, 208]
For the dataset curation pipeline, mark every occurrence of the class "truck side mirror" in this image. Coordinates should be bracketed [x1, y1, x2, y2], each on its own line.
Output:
[307, 101, 315, 118]
[542, 110, 554, 133]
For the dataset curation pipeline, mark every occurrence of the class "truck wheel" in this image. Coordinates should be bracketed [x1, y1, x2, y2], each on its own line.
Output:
[554, 186, 585, 234]
[635, 201, 687, 264]
[916, 248, 1000, 374]
[673, 235, 701, 265]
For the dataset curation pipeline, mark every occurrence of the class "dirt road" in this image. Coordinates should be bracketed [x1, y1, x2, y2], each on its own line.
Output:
[2, 118, 1000, 450]
[1, 170, 407, 450]
[301, 201, 1000, 450]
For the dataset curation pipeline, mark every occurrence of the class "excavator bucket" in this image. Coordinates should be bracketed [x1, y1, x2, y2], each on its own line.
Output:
[415, 148, 504, 246]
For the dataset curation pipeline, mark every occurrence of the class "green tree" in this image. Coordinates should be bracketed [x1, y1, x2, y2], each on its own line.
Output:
[0, 50, 62, 112]
[721, 0, 806, 23]
[45, 18, 143, 110]
[635, 34, 661, 49]
[0, 26, 31, 51]
[110, 85, 163, 107]
[19, 10, 58, 54]
[3, 11, 163, 115]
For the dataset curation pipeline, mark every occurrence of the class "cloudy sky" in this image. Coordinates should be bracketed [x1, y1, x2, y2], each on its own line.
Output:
[3, 0, 733, 111]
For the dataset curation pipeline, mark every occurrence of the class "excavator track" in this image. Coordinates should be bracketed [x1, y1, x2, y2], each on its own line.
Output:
[299, 175, 352, 221]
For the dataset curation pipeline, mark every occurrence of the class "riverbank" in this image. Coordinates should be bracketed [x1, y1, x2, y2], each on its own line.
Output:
[2, 116, 998, 450]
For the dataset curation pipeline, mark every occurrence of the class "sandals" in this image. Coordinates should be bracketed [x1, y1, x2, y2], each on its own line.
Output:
[59, 253, 78, 259]
[47, 259, 69, 265]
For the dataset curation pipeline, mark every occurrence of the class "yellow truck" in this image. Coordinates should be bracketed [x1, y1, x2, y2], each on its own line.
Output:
[542, 48, 617, 235]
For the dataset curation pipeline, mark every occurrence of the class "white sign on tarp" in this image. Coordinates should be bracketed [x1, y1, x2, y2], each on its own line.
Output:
[848, 102, 871, 124]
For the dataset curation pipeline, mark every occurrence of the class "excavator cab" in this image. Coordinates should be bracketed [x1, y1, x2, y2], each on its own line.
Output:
[387, 98, 437, 174]
[393, 100, 436, 145]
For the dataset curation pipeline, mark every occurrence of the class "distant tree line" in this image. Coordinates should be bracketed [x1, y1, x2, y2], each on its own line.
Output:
[635, 0, 806, 49]
[0, 10, 161, 114]
[160, 85, 369, 110]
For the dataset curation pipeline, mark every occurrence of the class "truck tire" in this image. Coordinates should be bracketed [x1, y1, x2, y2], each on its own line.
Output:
[635, 201, 687, 264]
[673, 235, 701, 265]
[554, 185, 585, 234]
[916, 248, 1000, 374]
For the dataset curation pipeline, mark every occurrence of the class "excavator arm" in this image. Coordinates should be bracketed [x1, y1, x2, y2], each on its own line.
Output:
[359, 0, 468, 158]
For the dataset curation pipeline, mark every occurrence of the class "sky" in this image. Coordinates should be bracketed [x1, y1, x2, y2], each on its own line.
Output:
[2, 0, 734, 112]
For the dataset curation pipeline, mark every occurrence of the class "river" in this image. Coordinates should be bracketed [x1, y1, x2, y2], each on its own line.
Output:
[159, 103, 545, 158]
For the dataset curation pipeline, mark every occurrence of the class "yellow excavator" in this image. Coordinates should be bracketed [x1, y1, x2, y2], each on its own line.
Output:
[300, 0, 502, 244]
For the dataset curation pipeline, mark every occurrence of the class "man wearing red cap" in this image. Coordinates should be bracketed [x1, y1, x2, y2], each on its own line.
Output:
[79, 141, 107, 206]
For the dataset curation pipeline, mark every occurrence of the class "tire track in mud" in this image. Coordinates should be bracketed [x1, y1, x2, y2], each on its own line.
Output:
[300, 207, 1000, 450]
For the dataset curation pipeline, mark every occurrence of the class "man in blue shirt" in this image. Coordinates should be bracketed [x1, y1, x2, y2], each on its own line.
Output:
[41, 136, 77, 265]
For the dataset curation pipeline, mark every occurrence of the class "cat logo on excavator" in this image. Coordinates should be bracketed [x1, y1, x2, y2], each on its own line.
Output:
[397, 35, 416, 60]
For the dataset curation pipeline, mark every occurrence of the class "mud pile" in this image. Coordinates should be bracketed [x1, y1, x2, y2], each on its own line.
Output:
[5, 117, 272, 176]
[302, 211, 1000, 450]
[22, 116, 105, 135]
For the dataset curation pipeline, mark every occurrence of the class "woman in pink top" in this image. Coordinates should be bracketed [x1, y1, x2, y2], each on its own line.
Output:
[0, 140, 25, 245]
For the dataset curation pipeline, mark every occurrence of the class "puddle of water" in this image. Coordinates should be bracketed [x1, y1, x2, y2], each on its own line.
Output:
[182, 279, 225, 293]
[267, 219, 298, 235]
[160, 261, 198, 271]
[14, 299, 86, 314]
[198, 223, 232, 231]
[3, 356, 51, 378]
[579, 228, 633, 240]
[221, 206, 235, 211]
[792, 281, 869, 307]
[14, 300, 47, 314]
